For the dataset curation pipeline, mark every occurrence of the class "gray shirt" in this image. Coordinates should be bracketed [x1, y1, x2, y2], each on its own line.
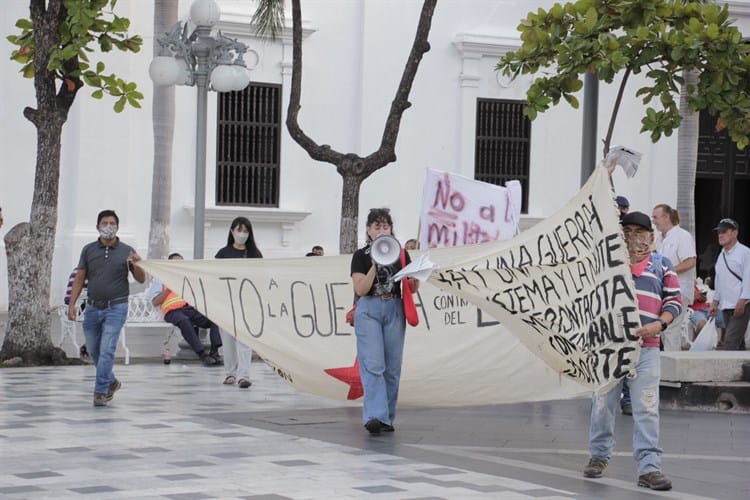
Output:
[77, 238, 134, 301]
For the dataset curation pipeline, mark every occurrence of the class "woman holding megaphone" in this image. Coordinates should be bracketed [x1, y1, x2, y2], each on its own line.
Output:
[350, 208, 419, 435]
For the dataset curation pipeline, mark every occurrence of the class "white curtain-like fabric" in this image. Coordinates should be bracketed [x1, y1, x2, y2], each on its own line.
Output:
[140, 167, 639, 406]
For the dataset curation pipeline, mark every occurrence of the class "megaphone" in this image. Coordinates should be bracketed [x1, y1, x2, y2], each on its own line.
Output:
[370, 235, 401, 265]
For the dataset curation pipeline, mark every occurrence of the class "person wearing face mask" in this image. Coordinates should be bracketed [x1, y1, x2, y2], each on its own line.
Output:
[350, 208, 419, 435]
[583, 211, 681, 491]
[215, 217, 263, 388]
[67, 210, 146, 407]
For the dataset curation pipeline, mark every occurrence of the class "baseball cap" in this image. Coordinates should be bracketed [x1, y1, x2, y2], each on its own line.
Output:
[713, 218, 739, 231]
[621, 211, 652, 231]
[615, 195, 629, 208]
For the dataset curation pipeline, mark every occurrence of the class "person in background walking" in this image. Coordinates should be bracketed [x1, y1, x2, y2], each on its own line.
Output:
[709, 218, 750, 350]
[67, 210, 145, 407]
[652, 204, 697, 350]
[215, 217, 263, 388]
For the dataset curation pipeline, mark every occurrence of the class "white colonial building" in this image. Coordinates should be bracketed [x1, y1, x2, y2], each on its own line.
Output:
[1, 0, 750, 311]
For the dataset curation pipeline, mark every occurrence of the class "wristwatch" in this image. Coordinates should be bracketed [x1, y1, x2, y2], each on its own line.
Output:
[659, 319, 668, 331]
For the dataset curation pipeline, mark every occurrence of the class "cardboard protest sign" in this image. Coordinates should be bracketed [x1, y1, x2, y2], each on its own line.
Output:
[418, 168, 521, 249]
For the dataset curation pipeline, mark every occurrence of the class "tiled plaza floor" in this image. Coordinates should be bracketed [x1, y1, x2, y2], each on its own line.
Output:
[0, 360, 747, 499]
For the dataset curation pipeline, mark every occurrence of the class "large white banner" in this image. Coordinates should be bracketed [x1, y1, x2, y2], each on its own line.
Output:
[419, 168, 522, 249]
[140, 167, 638, 405]
[426, 167, 640, 393]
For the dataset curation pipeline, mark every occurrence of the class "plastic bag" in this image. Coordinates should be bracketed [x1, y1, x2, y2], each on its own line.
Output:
[690, 317, 718, 351]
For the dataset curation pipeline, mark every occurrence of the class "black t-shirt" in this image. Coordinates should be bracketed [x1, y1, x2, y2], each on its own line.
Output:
[215, 246, 259, 259]
[350, 246, 411, 297]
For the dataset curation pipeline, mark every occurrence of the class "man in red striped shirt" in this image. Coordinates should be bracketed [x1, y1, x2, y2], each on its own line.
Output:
[583, 211, 682, 491]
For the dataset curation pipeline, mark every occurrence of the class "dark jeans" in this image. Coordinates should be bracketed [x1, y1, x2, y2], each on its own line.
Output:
[720, 307, 749, 350]
[164, 306, 221, 355]
[620, 378, 631, 408]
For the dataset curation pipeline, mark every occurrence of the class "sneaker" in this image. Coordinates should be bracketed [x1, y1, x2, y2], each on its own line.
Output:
[93, 393, 108, 407]
[365, 419, 383, 435]
[209, 346, 224, 365]
[238, 378, 252, 389]
[200, 352, 217, 367]
[105, 379, 121, 402]
[621, 404, 632, 416]
[382, 423, 395, 432]
[638, 471, 672, 490]
[583, 457, 607, 478]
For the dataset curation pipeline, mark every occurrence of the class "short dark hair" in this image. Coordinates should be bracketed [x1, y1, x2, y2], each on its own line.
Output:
[167, 252, 183, 260]
[97, 209, 119, 225]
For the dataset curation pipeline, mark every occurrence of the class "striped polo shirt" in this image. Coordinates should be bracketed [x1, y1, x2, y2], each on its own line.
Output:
[630, 252, 682, 348]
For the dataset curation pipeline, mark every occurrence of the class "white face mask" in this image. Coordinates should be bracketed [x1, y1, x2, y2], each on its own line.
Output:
[233, 230, 249, 245]
[99, 223, 117, 240]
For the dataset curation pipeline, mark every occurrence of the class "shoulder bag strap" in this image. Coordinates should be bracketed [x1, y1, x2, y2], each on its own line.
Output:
[722, 252, 743, 282]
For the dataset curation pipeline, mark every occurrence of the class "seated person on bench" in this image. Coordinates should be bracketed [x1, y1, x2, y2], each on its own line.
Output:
[149, 253, 222, 366]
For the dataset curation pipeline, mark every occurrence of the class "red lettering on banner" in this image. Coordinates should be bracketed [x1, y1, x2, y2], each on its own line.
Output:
[479, 204, 495, 223]
[433, 174, 466, 213]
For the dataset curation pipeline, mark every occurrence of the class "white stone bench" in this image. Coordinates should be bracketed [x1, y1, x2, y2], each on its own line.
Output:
[57, 291, 175, 365]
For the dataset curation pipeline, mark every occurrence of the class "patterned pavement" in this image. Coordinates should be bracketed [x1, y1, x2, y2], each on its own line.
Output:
[0, 360, 748, 499]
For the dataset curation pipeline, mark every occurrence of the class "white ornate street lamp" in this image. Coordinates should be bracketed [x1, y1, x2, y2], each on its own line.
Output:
[149, 0, 252, 259]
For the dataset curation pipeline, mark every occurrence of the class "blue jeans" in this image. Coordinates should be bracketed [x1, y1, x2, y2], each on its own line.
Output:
[589, 347, 662, 475]
[83, 302, 128, 394]
[354, 296, 406, 425]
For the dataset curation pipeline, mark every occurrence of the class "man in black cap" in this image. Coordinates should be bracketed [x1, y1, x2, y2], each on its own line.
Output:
[708, 218, 750, 350]
[584, 211, 681, 491]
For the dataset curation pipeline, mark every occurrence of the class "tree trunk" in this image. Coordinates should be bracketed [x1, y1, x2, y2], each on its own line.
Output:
[1, 0, 77, 364]
[285, 0, 436, 254]
[147, 0, 178, 259]
[676, 69, 699, 236]
[2, 123, 65, 363]
[340, 173, 363, 254]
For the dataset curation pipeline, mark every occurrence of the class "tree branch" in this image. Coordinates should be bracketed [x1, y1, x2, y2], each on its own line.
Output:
[366, 0, 436, 171]
[602, 66, 631, 156]
[285, 0, 345, 165]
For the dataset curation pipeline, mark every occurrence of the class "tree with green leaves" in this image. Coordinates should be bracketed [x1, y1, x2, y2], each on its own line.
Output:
[498, 0, 750, 233]
[2, 0, 142, 364]
[253, 0, 437, 254]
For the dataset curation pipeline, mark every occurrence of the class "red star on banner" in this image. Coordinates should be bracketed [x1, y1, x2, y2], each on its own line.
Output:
[324, 357, 363, 400]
